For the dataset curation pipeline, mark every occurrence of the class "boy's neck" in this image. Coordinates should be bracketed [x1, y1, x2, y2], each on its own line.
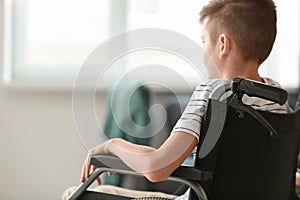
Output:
[221, 60, 263, 83]
[223, 73, 263, 83]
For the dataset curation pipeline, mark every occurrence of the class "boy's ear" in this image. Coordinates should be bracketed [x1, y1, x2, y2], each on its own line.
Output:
[218, 33, 231, 59]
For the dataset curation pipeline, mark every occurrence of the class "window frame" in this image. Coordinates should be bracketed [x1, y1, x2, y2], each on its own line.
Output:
[2, 0, 127, 90]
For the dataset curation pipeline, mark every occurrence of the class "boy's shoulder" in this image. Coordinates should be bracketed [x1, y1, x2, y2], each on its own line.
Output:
[195, 77, 282, 90]
[262, 77, 282, 88]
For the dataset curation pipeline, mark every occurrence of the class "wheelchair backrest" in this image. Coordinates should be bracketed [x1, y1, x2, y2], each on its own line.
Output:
[194, 79, 300, 200]
[296, 91, 300, 111]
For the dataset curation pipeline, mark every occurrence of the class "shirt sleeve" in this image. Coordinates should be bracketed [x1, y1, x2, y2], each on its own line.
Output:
[171, 79, 221, 141]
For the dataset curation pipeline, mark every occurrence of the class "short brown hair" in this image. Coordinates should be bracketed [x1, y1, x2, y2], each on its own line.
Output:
[200, 0, 277, 64]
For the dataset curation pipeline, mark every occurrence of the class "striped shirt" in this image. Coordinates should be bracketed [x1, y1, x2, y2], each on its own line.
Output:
[172, 77, 291, 141]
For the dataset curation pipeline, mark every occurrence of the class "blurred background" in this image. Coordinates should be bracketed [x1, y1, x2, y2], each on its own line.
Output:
[0, 0, 299, 199]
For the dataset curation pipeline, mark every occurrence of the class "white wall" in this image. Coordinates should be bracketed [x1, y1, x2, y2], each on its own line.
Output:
[0, 1, 109, 199]
[0, 3, 170, 198]
[0, 89, 94, 200]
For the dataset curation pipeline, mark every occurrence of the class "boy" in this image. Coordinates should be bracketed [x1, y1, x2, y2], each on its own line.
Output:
[63, 0, 291, 199]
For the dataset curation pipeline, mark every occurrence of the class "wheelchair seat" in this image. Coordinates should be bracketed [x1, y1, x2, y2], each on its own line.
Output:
[68, 78, 300, 200]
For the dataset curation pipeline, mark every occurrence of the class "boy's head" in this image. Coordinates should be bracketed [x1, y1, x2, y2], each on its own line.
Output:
[200, 0, 277, 65]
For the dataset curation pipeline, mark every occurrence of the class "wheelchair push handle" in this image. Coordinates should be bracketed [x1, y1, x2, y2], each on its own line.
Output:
[233, 78, 288, 105]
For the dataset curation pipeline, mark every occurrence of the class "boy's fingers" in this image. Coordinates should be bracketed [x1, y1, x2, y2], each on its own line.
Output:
[91, 165, 97, 170]
[85, 163, 90, 179]
[81, 154, 93, 182]
[90, 165, 101, 185]
[91, 165, 98, 173]
[81, 163, 86, 182]
[108, 172, 113, 177]
[85, 156, 91, 179]
[97, 177, 102, 185]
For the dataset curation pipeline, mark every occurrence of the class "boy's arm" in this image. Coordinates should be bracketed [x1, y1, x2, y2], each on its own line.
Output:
[81, 131, 197, 183]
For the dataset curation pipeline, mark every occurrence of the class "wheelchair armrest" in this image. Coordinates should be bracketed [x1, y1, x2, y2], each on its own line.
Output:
[91, 155, 132, 171]
[67, 155, 209, 200]
[172, 166, 213, 182]
[91, 155, 212, 182]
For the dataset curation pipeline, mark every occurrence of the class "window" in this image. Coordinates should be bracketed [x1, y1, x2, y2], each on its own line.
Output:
[3, 0, 300, 89]
[123, 0, 208, 89]
[259, 0, 300, 89]
[3, 0, 112, 86]
[125, 0, 300, 89]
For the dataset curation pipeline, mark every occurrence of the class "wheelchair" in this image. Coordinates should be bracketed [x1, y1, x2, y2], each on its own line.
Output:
[68, 78, 300, 200]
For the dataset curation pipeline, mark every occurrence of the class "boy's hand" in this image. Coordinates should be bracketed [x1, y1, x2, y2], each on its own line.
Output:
[80, 151, 113, 185]
[80, 152, 102, 185]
